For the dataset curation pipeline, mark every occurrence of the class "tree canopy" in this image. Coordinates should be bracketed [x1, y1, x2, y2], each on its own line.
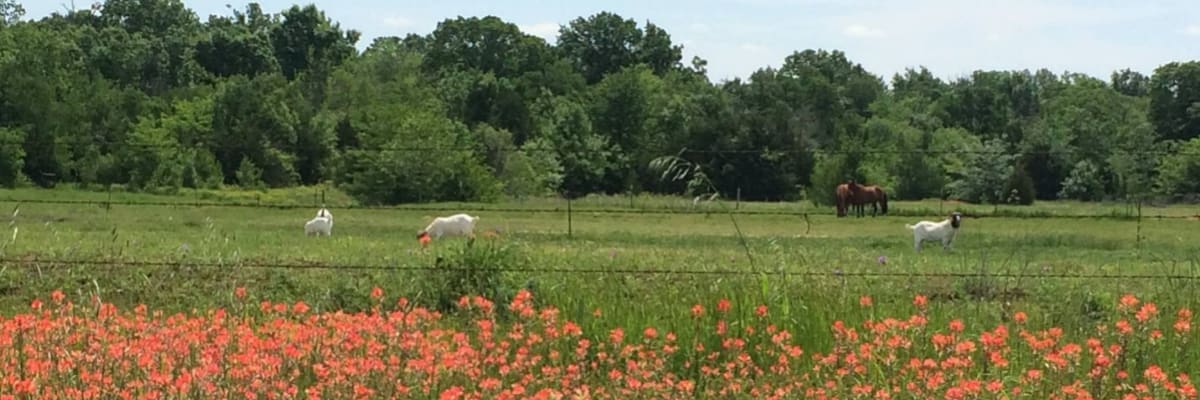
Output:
[1, 1, 1197, 205]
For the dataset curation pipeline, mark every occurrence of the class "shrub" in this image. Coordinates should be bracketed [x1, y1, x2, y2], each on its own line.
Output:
[418, 238, 527, 313]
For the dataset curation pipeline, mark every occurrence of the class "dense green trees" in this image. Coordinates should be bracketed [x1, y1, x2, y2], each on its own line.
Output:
[1, 1, 1197, 204]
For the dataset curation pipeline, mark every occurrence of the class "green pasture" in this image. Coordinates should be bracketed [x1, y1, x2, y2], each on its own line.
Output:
[2, 187, 1200, 357]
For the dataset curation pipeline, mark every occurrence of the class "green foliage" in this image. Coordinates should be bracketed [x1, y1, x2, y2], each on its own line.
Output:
[558, 12, 681, 84]
[123, 117, 185, 190]
[501, 138, 563, 199]
[894, 131, 944, 200]
[951, 139, 1014, 204]
[1154, 138, 1200, 198]
[1108, 122, 1160, 199]
[1150, 62, 1200, 142]
[0, 2, 1193, 204]
[1059, 160, 1106, 201]
[808, 154, 858, 207]
[235, 157, 265, 190]
[418, 239, 527, 313]
[1003, 161, 1037, 205]
[336, 112, 500, 204]
[0, 127, 25, 187]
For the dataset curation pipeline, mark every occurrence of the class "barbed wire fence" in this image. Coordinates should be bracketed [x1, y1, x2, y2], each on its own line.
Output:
[0, 257, 1198, 281]
[0, 145, 1195, 284]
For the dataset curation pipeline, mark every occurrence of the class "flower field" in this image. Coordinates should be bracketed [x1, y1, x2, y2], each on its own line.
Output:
[1, 288, 1195, 400]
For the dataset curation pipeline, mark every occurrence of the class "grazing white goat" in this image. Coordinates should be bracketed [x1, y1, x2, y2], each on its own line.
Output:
[417, 213, 479, 242]
[905, 212, 963, 252]
[305, 207, 333, 237]
[305, 215, 333, 236]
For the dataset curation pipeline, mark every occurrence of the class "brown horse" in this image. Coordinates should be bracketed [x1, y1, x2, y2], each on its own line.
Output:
[844, 181, 892, 216]
[835, 183, 853, 217]
[849, 182, 889, 217]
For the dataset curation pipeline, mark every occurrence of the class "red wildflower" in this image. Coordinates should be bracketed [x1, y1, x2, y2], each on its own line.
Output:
[370, 286, 383, 300]
[1119, 294, 1139, 311]
[756, 304, 768, 317]
[1137, 303, 1159, 323]
[609, 328, 624, 344]
[860, 296, 873, 307]
[949, 319, 964, 333]
[691, 304, 704, 318]
[913, 294, 928, 308]
[234, 287, 247, 299]
[717, 298, 731, 313]
[1014, 311, 1028, 324]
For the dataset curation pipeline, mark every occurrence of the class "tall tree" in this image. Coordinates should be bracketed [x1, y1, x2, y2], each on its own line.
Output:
[1149, 62, 1200, 142]
[1111, 68, 1150, 97]
[270, 4, 359, 80]
[558, 12, 681, 84]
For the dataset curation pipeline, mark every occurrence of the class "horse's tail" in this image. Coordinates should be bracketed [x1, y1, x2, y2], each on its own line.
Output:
[877, 188, 889, 214]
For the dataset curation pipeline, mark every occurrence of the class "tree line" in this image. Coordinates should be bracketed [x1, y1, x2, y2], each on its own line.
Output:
[2, 0, 1199, 205]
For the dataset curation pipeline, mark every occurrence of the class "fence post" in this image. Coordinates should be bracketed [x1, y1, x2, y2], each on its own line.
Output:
[566, 193, 573, 239]
[1136, 197, 1143, 250]
[736, 187, 741, 210]
[940, 188, 945, 215]
[106, 184, 112, 212]
[321, 189, 326, 206]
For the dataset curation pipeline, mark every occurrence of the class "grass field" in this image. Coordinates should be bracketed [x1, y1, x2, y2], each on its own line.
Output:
[2, 186, 1200, 397]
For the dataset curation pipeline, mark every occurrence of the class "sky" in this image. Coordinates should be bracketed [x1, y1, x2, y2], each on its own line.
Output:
[21, 0, 1200, 83]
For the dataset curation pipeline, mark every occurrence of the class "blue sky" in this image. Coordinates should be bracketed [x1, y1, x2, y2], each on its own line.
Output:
[22, 0, 1200, 83]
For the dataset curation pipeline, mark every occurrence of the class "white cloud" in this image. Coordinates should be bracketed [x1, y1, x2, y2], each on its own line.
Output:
[843, 24, 885, 38]
[520, 22, 560, 41]
[1183, 25, 1200, 36]
[382, 16, 412, 29]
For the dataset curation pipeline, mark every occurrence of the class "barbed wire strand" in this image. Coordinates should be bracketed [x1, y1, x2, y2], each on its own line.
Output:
[0, 197, 1187, 220]
[2, 258, 1199, 281]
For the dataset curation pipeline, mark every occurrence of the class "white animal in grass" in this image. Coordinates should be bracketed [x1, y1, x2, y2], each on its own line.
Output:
[417, 213, 479, 242]
[305, 208, 334, 236]
[905, 212, 963, 252]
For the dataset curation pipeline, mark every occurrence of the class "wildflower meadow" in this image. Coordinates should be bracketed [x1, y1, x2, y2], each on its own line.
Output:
[1, 287, 1196, 399]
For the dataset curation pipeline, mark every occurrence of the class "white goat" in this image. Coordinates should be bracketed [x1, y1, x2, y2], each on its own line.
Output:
[305, 208, 334, 237]
[905, 212, 963, 252]
[417, 213, 479, 242]
[305, 216, 333, 236]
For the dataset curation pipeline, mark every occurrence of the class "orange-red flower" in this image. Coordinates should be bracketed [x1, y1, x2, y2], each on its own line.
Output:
[913, 295, 928, 308]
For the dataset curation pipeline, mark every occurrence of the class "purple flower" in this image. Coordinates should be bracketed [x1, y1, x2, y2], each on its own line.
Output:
[877, 255, 887, 265]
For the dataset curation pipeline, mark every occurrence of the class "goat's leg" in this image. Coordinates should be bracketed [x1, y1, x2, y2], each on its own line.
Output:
[914, 237, 922, 253]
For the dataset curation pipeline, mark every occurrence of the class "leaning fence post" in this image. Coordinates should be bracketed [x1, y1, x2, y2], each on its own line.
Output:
[106, 184, 112, 212]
